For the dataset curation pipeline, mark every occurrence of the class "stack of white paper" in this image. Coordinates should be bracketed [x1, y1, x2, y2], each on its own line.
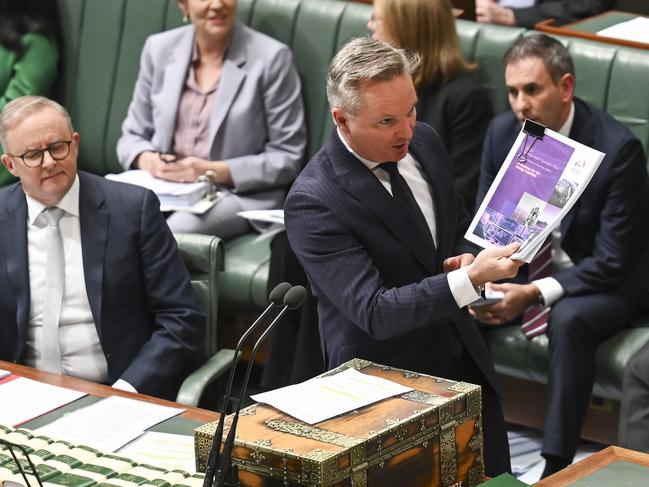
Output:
[106, 170, 208, 208]
[251, 368, 413, 424]
[597, 17, 649, 44]
[36, 396, 185, 452]
[0, 377, 87, 426]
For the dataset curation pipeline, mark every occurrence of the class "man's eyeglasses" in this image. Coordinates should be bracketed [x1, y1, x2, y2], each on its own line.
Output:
[7, 140, 72, 168]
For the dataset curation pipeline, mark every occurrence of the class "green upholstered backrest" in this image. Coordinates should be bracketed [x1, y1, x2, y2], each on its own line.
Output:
[174, 233, 225, 359]
[456, 19, 526, 115]
[239, 0, 372, 158]
[455, 19, 649, 161]
[55, 0, 649, 177]
[55, 0, 185, 176]
[55, 0, 371, 174]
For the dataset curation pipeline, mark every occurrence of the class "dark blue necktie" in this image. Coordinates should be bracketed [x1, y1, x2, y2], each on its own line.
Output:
[381, 162, 435, 249]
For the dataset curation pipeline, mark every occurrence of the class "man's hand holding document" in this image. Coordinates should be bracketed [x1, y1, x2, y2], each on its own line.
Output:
[466, 120, 605, 262]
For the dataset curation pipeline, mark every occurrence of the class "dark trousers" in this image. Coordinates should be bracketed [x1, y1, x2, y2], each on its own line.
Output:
[261, 232, 324, 389]
[542, 292, 637, 460]
[446, 351, 511, 478]
[386, 326, 511, 477]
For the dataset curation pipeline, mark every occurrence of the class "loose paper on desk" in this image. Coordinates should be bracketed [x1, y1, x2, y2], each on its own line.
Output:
[237, 209, 284, 225]
[36, 395, 185, 452]
[465, 121, 604, 262]
[0, 376, 86, 426]
[251, 368, 413, 424]
[118, 431, 196, 473]
[597, 17, 649, 45]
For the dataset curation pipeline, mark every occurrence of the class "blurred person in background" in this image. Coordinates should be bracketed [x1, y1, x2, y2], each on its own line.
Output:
[0, 0, 60, 186]
[368, 0, 492, 212]
[475, 0, 613, 28]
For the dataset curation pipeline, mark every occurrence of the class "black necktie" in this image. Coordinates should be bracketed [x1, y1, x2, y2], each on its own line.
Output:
[381, 162, 435, 248]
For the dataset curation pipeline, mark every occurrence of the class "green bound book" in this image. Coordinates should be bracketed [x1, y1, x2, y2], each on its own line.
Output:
[479, 473, 531, 486]
[48, 454, 84, 472]
[73, 463, 118, 482]
[45, 471, 98, 487]
[141, 479, 170, 487]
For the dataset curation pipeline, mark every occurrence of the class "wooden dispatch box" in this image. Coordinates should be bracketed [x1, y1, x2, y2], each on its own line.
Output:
[194, 359, 484, 487]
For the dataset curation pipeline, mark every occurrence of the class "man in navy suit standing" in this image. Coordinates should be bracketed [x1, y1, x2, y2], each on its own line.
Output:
[472, 34, 649, 478]
[285, 38, 522, 477]
[0, 96, 205, 400]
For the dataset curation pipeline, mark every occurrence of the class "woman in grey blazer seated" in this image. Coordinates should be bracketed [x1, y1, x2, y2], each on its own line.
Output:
[117, 0, 306, 238]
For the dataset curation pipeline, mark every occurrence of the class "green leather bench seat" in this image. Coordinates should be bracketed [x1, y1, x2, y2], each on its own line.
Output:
[218, 232, 274, 310]
[487, 325, 649, 401]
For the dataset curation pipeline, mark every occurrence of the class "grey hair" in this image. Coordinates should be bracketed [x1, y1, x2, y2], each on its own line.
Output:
[327, 37, 420, 114]
[0, 96, 74, 150]
[504, 33, 574, 85]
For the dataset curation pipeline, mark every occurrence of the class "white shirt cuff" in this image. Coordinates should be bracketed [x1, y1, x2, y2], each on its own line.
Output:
[448, 267, 481, 308]
[532, 277, 564, 307]
[112, 379, 137, 393]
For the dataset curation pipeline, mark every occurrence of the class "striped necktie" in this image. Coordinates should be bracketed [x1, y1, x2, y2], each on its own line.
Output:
[520, 237, 553, 339]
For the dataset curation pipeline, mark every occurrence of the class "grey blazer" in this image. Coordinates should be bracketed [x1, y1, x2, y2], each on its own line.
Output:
[117, 22, 306, 208]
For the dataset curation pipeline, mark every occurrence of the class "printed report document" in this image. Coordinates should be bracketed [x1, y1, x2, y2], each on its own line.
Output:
[466, 121, 605, 262]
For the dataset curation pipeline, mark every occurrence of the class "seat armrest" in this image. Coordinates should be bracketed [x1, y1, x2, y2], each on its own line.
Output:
[175, 349, 240, 407]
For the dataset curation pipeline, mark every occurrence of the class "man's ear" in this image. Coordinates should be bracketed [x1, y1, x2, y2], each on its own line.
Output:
[332, 107, 350, 136]
[559, 73, 575, 104]
[1, 154, 18, 177]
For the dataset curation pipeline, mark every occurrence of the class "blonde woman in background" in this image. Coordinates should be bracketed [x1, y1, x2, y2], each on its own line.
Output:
[369, 0, 492, 212]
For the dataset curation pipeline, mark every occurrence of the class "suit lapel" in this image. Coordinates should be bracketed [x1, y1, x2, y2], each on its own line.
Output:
[158, 27, 194, 152]
[208, 23, 247, 149]
[78, 173, 109, 338]
[561, 100, 595, 239]
[327, 131, 437, 274]
[0, 185, 30, 345]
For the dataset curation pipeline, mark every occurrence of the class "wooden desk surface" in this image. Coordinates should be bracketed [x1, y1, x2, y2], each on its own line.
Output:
[0, 360, 219, 424]
[536, 10, 649, 51]
[535, 445, 649, 486]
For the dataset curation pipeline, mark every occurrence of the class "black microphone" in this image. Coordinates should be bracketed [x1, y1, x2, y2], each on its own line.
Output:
[214, 285, 307, 487]
[201, 282, 292, 487]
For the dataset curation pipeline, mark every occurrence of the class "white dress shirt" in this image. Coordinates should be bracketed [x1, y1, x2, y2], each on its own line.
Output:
[23, 175, 135, 392]
[337, 129, 480, 308]
[532, 103, 575, 306]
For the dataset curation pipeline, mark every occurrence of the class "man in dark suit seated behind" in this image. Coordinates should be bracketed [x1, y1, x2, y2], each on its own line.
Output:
[285, 37, 523, 477]
[0, 96, 205, 400]
[472, 34, 649, 478]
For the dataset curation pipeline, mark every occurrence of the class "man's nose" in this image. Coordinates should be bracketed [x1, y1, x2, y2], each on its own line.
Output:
[513, 92, 531, 113]
[397, 118, 414, 139]
[41, 149, 57, 169]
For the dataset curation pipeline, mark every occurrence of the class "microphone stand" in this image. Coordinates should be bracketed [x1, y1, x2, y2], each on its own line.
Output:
[0, 439, 44, 487]
[201, 282, 292, 487]
[213, 286, 307, 487]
